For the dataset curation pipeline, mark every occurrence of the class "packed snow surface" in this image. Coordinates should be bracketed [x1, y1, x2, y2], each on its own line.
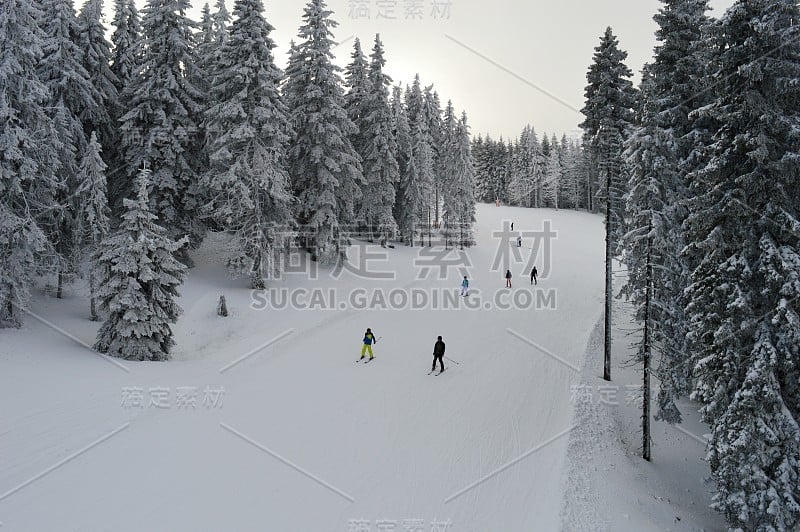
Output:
[0, 204, 719, 531]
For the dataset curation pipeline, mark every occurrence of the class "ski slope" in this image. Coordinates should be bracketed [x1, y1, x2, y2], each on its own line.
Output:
[0, 204, 606, 531]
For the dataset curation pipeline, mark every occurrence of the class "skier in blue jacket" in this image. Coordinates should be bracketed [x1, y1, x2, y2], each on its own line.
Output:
[360, 328, 377, 360]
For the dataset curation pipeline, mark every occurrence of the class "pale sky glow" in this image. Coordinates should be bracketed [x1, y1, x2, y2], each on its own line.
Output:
[119, 0, 736, 140]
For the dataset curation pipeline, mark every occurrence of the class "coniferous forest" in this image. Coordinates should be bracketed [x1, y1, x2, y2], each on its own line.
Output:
[1, 0, 799, 529]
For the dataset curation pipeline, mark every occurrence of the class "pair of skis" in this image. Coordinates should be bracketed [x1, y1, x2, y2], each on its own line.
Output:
[427, 368, 445, 376]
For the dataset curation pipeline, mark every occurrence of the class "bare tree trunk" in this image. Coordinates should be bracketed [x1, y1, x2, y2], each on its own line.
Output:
[89, 271, 98, 321]
[604, 168, 612, 382]
[56, 270, 64, 299]
[434, 185, 440, 227]
[642, 229, 653, 461]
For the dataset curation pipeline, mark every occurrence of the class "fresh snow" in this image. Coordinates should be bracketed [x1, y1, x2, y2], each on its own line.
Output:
[0, 204, 722, 531]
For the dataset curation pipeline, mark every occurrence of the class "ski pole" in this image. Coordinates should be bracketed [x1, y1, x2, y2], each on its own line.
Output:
[445, 356, 460, 365]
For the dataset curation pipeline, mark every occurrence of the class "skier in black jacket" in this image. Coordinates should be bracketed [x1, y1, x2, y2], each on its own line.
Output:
[432, 336, 445, 373]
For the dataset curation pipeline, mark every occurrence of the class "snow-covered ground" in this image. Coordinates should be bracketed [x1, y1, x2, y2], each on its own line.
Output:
[0, 204, 722, 531]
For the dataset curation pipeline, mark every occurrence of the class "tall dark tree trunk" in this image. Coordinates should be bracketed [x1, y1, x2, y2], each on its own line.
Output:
[642, 229, 653, 461]
[434, 185, 440, 227]
[604, 167, 612, 382]
[89, 271, 99, 321]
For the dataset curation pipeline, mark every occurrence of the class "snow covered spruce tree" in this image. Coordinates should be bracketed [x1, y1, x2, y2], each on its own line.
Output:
[542, 139, 561, 209]
[422, 86, 444, 223]
[559, 136, 582, 210]
[202, 0, 294, 289]
[110, 0, 141, 91]
[442, 111, 476, 248]
[508, 126, 542, 208]
[397, 105, 430, 246]
[285, 0, 364, 263]
[390, 84, 416, 243]
[622, 0, 712, 431]
[439, 100, 458, 245]
[683, 0, 800, 527]
[38, 0, 104, 298]
[0, 0, 60, 325]
[399, 75, 435, 242]
[193, 0, 228, 97]
[75, 132, 110, 320]
[344, 38, 369, 148]
[356, 35, 399, 240]
[108, 0, 141, 209]
[93, 166, 187, 361]
[119, 0, 205, 262]
[77, 0, 119, 167]
[580, 26, 635, 381]
[622, 68, 670, 460]
[581, 27, 635, 219]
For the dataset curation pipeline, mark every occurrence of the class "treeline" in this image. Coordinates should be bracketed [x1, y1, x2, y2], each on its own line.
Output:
[0, 0, 477, 357]
[580, 1, 800, 529]
[472, 130, 587, 211]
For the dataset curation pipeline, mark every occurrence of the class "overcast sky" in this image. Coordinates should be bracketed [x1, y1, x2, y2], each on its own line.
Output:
[124, 0, 736, 141]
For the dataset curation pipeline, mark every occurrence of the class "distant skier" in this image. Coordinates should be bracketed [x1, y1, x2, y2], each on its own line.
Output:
[460, 276, 469, 297]
[510, 222, 514, 231]
[517, 236, 522, 247]
[360, 328, 377, 361]
[432, 336, 445, 373]
[530, 266, 538, 285]
[505, 269, 512, 288]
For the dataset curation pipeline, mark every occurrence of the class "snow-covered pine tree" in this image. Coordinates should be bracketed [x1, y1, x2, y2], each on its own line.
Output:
[390, 84, 414, 243]
[489, 137, 509, 205]
[507, 126, 540, 208]
[193, 0, 229, 103]
[581, 26, 636, 381]
[342, 37, 371, 232]
[118, 0, 205, 262]
[281, 39, 302, 112]
[409, 110, 434, 245]
[422, 86, 444, 224]
[93, 165, 188, 361]
[581, 27, 636, 217]
[108, 0, 141, 209]
[0, 0, 60, 325]
[503, 140, 515, 208]
[623, 0, 712, 426]
[356, 35, 399, 241]
[542, 140, 561, 209]
[471, 135, 490, 202]
[683, 0, 800, 527]
[202, 0, 294, 289]
[440, 100, 458, 245]
[75, 132, 110, 320]
[77, 0, 118, 165]
[559, 137, 582, 210]
[37, 0, 104, 298]
[622, 67, 671, 459]
[446, 112, 476, 248]
[110, 0, 141, 91]
[344, 38, 369, 140]
[404, 74, 423, 126]
[194, 4, 214, 91]
[286, 0, 364, 263]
